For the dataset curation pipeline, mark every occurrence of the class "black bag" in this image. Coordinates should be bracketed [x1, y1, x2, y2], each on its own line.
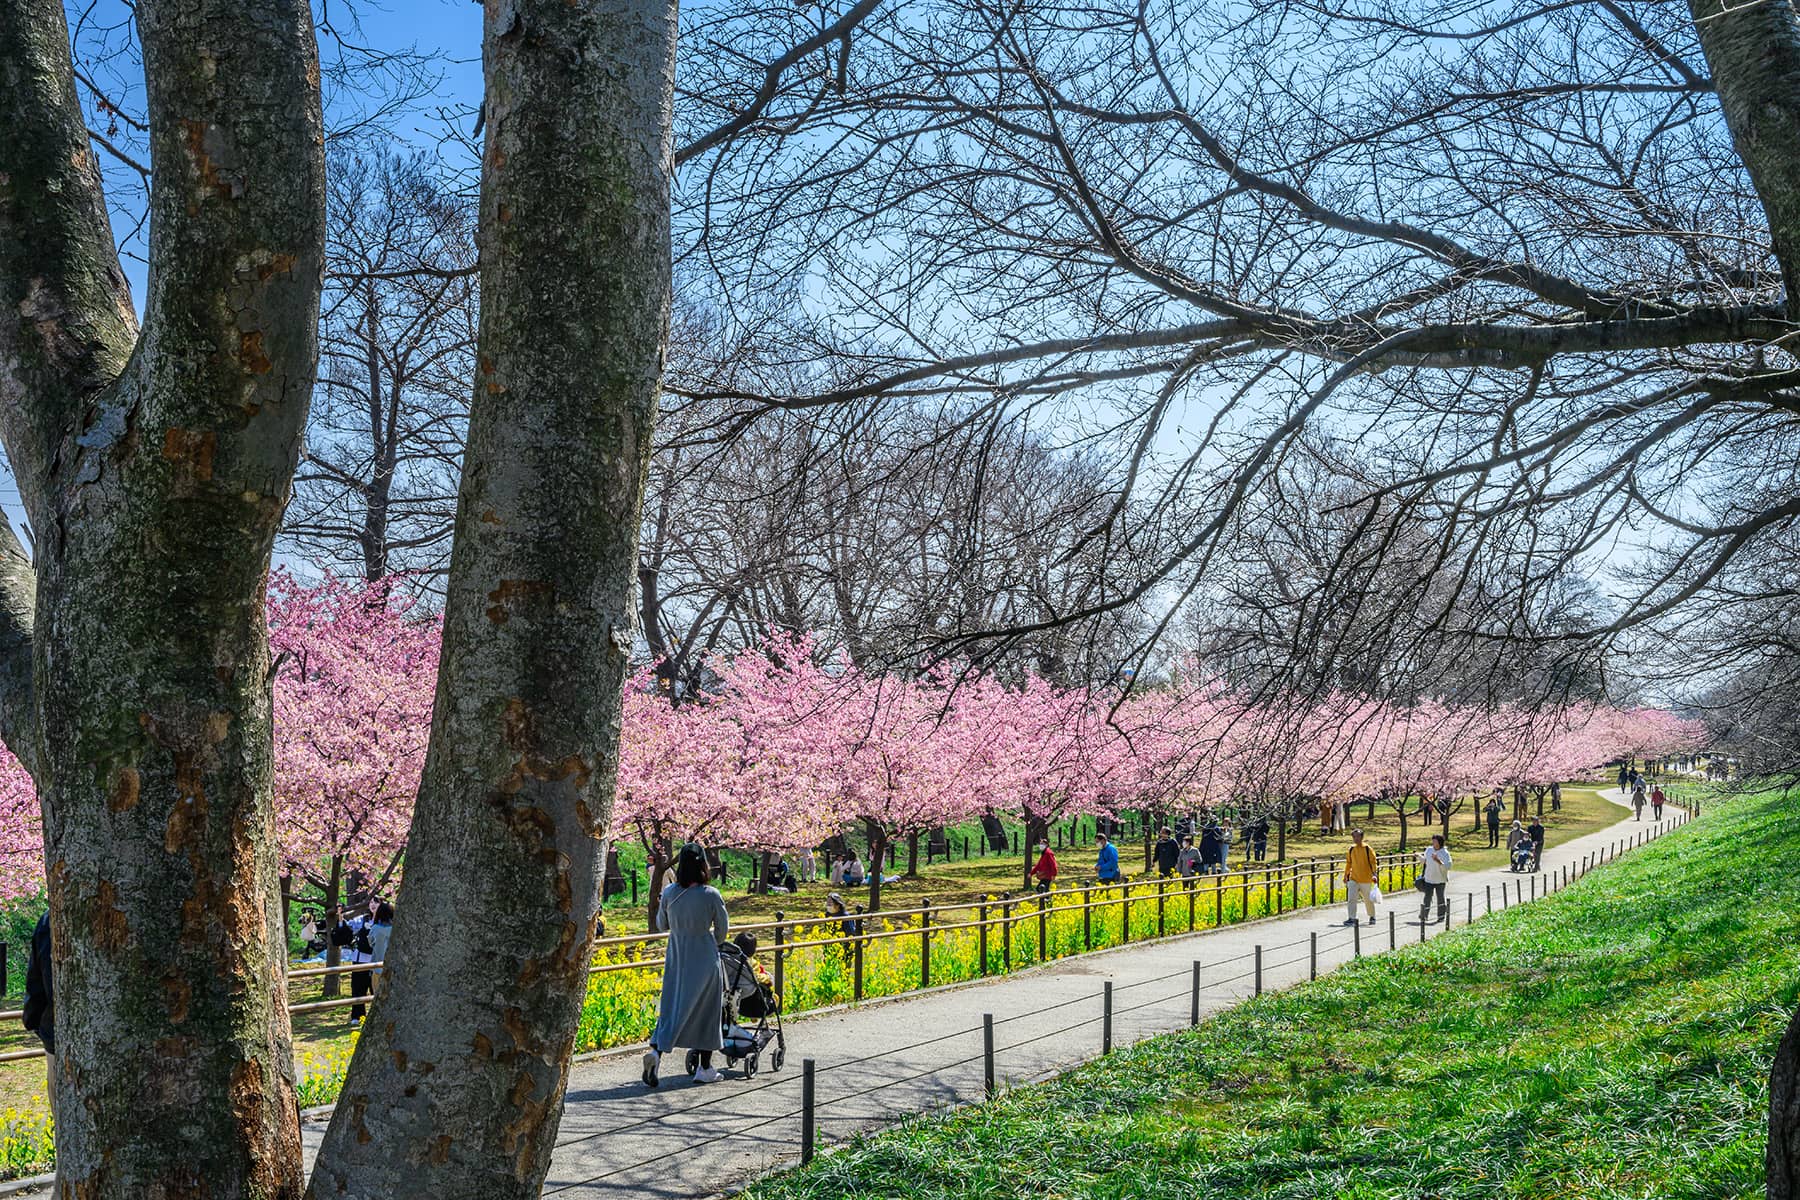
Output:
[1414, 877, 1432, 894]
[354, 925, 374, 956]
[329, 921, 355, 949]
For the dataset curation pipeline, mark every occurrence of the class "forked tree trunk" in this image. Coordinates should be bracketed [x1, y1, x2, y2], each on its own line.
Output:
[305, 2, 676, 1195]
[0, 0, 324, 1192]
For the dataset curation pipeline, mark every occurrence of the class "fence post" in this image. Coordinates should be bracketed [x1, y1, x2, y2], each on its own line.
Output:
[1190, 961, 1202, 1026]
[1353, 920, 1362, 958]
[1418, 912, 1426, 944]
[1486, 884, 1492, 913]
[1121, 884, 1131, 945]
[920, 899, 932, 988]
[1002, 895, 1013, 970]
[1254, 945, 1263, 995]
[853, 924, 865, 1002]
[630, 869, 639, 906]
[1309, 931, 1318, 979]
[1388, 911, 1396, 951]
[801, 1059, 816, 1163]
[1214, 875, 1223, 926]
[1466, 894, 1473, 926]
[1038, 892, 1049, 959]
[1083, 885, 1093, 951]
[979, 900, 990, 976]
[773, 912, 786, 1006]
[1103, 981, 1114, 1054]
[1187, 879, 1197, 931]
[1156, 881, 1166, 937]
[983, 1013, 996, 1099]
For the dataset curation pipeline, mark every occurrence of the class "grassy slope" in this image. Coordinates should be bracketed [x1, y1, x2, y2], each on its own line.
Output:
[746, 787, 1796, 1200]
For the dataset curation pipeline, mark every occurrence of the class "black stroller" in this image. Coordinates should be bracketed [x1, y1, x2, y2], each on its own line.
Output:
[685, 937, 786, 1079]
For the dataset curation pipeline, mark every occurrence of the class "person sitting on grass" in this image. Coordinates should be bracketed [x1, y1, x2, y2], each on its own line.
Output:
[841, 851, 866, 887]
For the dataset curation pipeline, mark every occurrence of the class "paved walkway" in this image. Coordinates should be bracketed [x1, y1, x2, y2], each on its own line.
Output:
[3, 792, 1682, 1200]
[483, 792, 1683, 1197]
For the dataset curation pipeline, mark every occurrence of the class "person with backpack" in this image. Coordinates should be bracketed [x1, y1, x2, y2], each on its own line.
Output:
[345, 899, 387, 1028]
[1341, 828, 1379, 926]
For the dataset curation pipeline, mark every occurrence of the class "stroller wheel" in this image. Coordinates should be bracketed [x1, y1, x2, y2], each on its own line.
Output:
[745, 1052, 759, 1079]
[771, 1044, 785, 1072]
[684, 1049, 700, 1076]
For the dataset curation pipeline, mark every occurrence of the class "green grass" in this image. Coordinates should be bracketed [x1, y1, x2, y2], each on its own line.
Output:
[744, 785, 1793, 1200]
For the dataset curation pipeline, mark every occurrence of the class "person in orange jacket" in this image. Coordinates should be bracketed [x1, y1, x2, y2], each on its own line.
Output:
[1030, 841, 1058, 893]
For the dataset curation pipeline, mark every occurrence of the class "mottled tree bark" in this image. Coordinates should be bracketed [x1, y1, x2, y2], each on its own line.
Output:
[305, 0, 676, 1195]
[0, 0, 325, 1194]
[1775, 1002, 1800, 1200]
[1690, 0, 1800, 315]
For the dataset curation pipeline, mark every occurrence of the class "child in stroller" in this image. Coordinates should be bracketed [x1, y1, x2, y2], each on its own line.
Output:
[1510, 840, 1536, 873]
[687, 933, 786, 1079]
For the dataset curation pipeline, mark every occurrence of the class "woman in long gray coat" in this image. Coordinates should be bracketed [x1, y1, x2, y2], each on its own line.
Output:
[643, 843, 730, 1087]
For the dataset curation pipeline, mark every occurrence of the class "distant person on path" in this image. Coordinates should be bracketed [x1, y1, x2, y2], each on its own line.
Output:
[1631, 782, 1647, 821]
[23, 910, 53, 1115]
[1251, 817, 1270, 863]
[1651, 785, 1666, 820]
[1527, 817, 1546, 872]
[1219, 819, 1235, 872]
[1154, 828, 1180, 878]
[1618, 764, 1629, 793]
[1485, 794, 1503, 848]
[1198, 822, 1222, 874]
[1177, 835, 1203, 879]
[1341, 829, 1379, 926]
[1030, 842, 1059, 893]
[645, 843, 731, 1088]
[1096, 833, 1122, 883]
[1417, 835, 1452, 925]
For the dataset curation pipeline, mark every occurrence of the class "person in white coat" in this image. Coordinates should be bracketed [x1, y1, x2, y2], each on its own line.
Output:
[1417, 835, 1452, 925]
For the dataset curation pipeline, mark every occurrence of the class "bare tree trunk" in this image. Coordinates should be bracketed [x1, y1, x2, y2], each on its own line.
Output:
[0, 0, 324, 1192]
[905, 831, 919, 878]
[307, 2, 674, 1192]
[1690, 0, 1800, 318]
[323, 853, 345, 1000]
[866, 829, 888, 915]
[1772, 1001, 1800, 1200]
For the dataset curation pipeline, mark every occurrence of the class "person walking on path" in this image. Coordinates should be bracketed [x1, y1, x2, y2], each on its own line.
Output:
[1527, 817, 1546, 871]
[644, 843, 731, 1088]
[1485, 794, 1503, 848]
[1177, 835, 1202, 879]
[1341, 829, 1379, 926]
[1617, 763, 1629, 793]
[1030, 842, 1059, 893]
[1416, 835, 1452, 924]
[23, 910, 53, 1116]
[1631, 782, 1647, 821]
[1154, 828, 1180, 878]
[1651, 784, 1666, 820]
[1251, 817, 1270, 863]
[1096, 833, 1122, 883]
[1198, 822, 1221, 874]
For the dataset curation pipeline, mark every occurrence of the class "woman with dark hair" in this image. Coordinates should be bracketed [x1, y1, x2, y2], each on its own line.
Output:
[644, 843, 730, 1088]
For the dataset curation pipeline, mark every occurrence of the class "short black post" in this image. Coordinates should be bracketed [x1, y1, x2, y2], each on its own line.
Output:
[1466, 894, 1473, 926]
[983, 1013, 995, 1099]
[978, 901, 989, 976]
[1353, 920, 1362, 958]
[1309, 931, 1317, 980]
[853, 927, 865, 1002]
[1083, 885, 1093, 950]
[1486, 884, 1492, 913]
[920, 900, 932, 988]
[773, 913, 786, 1005]
[1254, 945, 1263, 995]
[1102, 982, 1114, 1055]
[1190, 960, 1202, 1026]
[801, 1059, 816, 1164]
[1388, 911, 1396, 950]
[1418, 912, 1426, 943]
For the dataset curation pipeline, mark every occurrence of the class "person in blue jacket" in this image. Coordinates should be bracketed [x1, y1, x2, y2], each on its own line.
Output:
[1096, 833, 1122, 882]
